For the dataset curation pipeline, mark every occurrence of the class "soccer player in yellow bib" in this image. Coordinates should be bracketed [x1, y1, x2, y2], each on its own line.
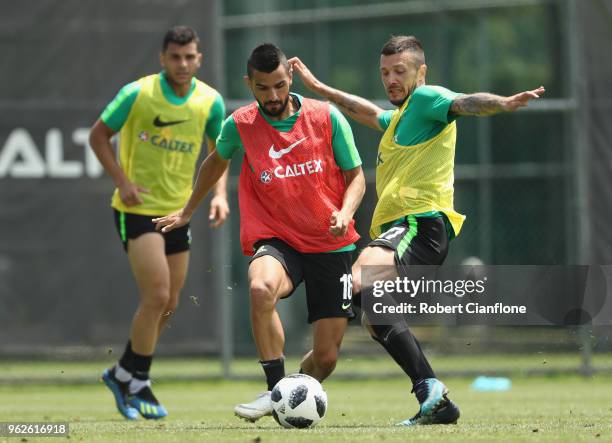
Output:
[89, 26, 228, 420]
[290, 35, 544, 426]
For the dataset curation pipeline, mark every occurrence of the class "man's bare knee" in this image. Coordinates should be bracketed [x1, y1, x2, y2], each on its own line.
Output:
[141, 283, 171, 313]
[353, 246, 396, 295]
[249, 279, 278, 312]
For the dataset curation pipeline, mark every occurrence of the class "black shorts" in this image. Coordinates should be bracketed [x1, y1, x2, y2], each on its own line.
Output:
[368, 215, 450, 266]
[250, 238, 355, 323]
[113, 209, 191, 255]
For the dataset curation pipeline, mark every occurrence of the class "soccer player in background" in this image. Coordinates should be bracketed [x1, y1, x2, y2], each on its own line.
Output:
[153, 43, 366, 422]
[290, 35, 544, 426]
[89, 26, 229, 420]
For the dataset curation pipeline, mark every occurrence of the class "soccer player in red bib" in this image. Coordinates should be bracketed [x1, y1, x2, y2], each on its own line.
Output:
[154, 43, 366, 422]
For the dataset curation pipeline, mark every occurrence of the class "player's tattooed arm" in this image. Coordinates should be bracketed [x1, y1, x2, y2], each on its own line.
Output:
[322, 90, 383, 131]
[289, 57, 384, 131]
[450, 86, 545, 117]
[450, 93, 507, 116]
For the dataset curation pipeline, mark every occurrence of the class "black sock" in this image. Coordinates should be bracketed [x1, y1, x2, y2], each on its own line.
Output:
[132, 351, 153, 381]
[261, 357, 285, 391]
[118, 340, 136, 373]
[371, 325, 435, 385]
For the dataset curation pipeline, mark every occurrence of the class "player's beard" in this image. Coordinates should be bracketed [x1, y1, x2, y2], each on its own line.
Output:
[166, 70, 193, 87]
[389, 96, 408, 107]
[259, 95, 291, 117]
[388, 84, 416, 107]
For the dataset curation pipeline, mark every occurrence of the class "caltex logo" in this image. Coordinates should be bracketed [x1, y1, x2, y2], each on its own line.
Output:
[139, 131, 149, 141]
[260, 169, 272, 184]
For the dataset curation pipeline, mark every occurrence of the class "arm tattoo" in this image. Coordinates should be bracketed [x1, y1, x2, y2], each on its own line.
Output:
[336, 96, 360, 114]
[326, 89, 379, 119]
[450, 93, 506, 116]
[315, 84, 382, 130]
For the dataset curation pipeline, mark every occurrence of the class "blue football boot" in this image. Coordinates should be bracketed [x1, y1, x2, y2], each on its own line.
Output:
[397, 378, 460, 426]
[101, 368, 139, 420]
[127, 384, 168, 419]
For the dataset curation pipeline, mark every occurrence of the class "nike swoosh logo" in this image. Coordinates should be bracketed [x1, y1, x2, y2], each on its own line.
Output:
[153, 115, 189, 128]
[269, 136, 308, 159]
[342, 302, 351, 310]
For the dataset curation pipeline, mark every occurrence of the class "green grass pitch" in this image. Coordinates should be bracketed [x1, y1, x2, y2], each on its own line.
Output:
[1, 374, 612, 442]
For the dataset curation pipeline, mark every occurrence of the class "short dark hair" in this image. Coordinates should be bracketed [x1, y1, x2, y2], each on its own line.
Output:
[247, 43, 289, 78]
[162, 26, 200, 51]
[381, 35, 425, 66]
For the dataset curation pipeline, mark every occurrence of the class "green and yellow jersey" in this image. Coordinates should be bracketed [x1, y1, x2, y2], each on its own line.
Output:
[372, 85, 465, 238]
[100, 71, 225, 216]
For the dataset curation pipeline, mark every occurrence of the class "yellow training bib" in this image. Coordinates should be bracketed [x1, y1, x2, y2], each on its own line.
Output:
[111, 74, 218, 216]
[370, 98, 465, 238]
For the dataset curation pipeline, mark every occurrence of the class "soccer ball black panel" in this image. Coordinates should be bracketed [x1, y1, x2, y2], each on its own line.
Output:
[288, 384, 308, 409]
[315, 394, 326, 418]
[285, 416, 314, 429]
[271, 386, 282, 402]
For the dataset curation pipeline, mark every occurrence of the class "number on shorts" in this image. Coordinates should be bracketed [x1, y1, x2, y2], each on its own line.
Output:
[340, 273, 353, 300]
[379, 226, 406, 241]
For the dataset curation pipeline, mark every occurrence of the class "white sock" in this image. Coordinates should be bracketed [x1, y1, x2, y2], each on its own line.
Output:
[114, 364, 132, 383]
[129, 377, 151, 394]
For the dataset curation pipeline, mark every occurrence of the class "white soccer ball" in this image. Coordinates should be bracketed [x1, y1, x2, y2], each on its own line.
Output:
[271, 373, 327, 429]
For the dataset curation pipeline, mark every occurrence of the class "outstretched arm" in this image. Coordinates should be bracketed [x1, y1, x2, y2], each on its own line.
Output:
[289, 57, 385, 131]
[450, 86, 545, 117]
[153, 150, 229, 232]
